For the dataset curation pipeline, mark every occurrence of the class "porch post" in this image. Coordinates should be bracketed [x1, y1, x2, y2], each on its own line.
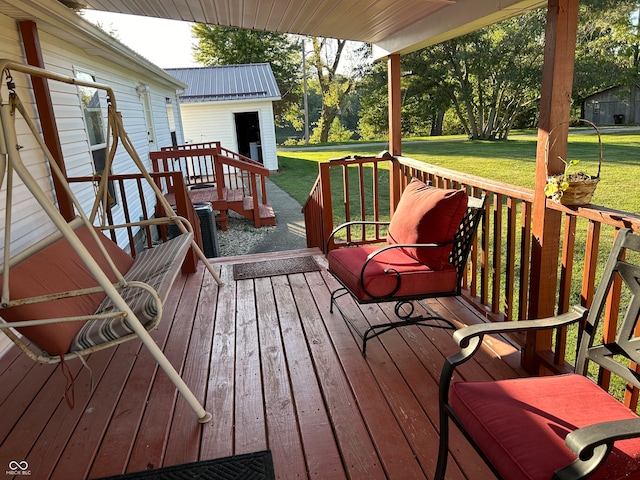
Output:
[18, 21, 75, 221]
[524, 0, 579, 373]
[388, 54, 402, 211]
[388, 54, 402, 156]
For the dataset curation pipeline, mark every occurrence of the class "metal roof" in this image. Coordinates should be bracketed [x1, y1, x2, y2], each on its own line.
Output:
[166, 64, 282, 103]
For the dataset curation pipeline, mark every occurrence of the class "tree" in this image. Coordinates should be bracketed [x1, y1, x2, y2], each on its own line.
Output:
[573, 0, 640, 120]
[307, 37, 357, 143]
[358, 1, 640, 140]
[192, 24, 301, 124]
[357, 12, 545, 140]
[435, 12, 545, 139]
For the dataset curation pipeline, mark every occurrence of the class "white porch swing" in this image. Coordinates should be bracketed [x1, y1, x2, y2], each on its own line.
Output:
[0, 60, 222, 423]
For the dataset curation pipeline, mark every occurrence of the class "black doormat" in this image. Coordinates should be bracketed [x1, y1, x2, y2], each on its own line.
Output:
[233, 256, 320, 280]
[96, 450, 275, 480]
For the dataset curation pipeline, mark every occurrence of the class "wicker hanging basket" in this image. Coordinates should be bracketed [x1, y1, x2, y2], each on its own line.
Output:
[544, 119, 602, 206]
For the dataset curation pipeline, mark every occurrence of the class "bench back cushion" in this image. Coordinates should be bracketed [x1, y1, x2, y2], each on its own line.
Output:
[387, 178, 468, 270]
[0, 224, 134, 356]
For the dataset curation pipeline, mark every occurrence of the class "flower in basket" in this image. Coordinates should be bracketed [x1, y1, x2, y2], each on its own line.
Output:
[544, 158, 600, 206]
[544, 119, 602, 206]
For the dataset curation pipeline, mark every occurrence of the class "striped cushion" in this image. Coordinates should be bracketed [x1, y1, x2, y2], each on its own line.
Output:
[0, 224, 134, 356]
[70, 232, 193, 351]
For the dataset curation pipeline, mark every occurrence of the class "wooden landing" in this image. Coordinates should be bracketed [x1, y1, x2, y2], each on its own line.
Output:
[0, 249, 524, 480]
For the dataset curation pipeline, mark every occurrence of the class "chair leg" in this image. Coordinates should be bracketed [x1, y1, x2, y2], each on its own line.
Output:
[329, 287, 350, 314]
[434, 410, 450, 480]
[330, 290, 457, 355]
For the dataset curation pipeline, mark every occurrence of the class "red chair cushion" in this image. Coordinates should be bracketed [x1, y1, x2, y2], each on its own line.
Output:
[387, 178, 468, 270]
[0, 225, 134, 356]
[450, 374, 640, 480]
[327, 244, 458, 301]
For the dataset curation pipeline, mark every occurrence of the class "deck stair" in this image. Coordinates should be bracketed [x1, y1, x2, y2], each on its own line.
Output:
[150, 142, 275, 230]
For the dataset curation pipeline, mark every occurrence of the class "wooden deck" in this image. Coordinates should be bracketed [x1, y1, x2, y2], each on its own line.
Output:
[0, 248, 525, 479]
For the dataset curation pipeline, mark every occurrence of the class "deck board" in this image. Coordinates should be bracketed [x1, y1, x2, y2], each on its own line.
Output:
[0, 249, 525, 479]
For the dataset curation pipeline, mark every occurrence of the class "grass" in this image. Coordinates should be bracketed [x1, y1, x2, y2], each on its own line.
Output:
[275, 131, 640, 214]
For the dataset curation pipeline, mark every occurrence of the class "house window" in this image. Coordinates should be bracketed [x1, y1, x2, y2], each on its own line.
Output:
[76, 70, 117, 207]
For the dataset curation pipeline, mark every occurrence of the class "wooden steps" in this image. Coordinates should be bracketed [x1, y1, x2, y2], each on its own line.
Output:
[151, 144, 275, 231]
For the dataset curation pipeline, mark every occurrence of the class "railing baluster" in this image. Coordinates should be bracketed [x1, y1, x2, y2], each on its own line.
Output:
[342, 165, 351, 240]
[481, 195, 490, 307]
[358, 163, 366, 242]
[373, 162, 380, 239]
[559, 215, 577, 314]
[468, 186, 482, 297]
[519, 200, 532, 321]
[582, 221, 600, 308]
[492, 193, 503, 315]
[320, 162, 333, 251]
[505, 197, 517, 321]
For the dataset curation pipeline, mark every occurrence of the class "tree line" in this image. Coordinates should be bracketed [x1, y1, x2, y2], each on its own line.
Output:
[192, 0, 640, 143]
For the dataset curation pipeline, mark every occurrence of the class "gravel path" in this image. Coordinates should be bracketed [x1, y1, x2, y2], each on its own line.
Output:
[215, 211, 276, 257]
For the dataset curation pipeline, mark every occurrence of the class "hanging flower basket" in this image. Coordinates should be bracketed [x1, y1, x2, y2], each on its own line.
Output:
[544, 119, 602, 206]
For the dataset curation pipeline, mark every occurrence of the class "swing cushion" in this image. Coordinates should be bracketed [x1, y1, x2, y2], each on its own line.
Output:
[0, 225, 134, 356]
[70, 230, 193, 351]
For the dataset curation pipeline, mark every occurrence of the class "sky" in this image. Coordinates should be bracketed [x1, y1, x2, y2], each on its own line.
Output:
[80, 10, 366, 73]
[81, 10, 200, 68]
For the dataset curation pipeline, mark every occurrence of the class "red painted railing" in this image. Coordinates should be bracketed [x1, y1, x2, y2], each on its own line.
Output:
[151, 142, 272, 228]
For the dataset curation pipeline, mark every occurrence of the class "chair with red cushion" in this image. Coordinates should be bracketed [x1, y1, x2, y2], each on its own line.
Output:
[326, 178, 485, 354]
[435, 228, 640, 480]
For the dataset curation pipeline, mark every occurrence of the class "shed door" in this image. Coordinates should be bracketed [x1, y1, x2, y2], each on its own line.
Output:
[234, 112, 262, 163]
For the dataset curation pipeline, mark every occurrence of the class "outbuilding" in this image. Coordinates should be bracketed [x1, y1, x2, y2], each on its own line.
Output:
[166, 64, 281, 171]
[582, 84, 640, 125]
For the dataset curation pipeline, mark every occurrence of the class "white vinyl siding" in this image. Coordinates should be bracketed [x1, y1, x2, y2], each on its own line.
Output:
[0, 16, 183, 255]
[180, 99, 279, 171]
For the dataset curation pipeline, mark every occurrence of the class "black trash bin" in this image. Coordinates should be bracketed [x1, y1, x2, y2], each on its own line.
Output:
[614, 114, 625, 124]
[167, 202, 219, 258]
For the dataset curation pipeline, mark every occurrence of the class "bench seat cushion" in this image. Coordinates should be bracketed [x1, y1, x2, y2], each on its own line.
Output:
[450, 374, 640, 480]
[327, 244, 458, 301]
[70, 232, 193, 351]
[0, 225, 134, 356]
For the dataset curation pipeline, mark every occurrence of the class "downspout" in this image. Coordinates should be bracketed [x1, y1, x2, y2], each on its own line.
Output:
[18, 20, 75, 221]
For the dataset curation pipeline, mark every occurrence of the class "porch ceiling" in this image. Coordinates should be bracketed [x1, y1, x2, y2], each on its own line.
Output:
[76, 0, 546, 58]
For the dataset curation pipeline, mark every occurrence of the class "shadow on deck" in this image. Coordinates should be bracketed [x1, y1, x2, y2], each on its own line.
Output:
[0, 249, 525, 479]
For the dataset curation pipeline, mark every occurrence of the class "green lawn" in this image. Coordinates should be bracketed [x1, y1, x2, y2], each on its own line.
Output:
[274, 130, 640, 215]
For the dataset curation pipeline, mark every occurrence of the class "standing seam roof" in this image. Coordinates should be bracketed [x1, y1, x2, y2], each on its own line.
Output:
[165, 64, 281, 103]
